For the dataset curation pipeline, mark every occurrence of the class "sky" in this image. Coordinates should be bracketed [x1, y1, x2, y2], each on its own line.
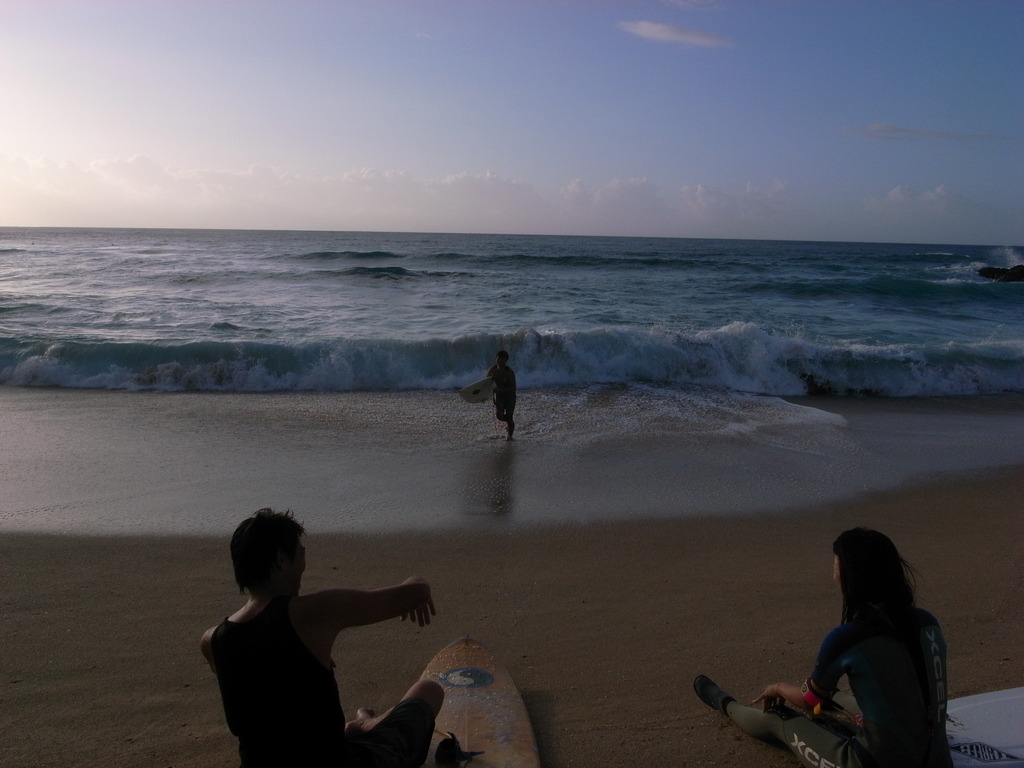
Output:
[1, 0, 1021, 244]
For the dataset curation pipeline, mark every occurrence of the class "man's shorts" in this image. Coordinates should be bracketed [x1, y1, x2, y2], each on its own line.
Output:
[346, 698, 436, 768]
[494, 393, 516, 418]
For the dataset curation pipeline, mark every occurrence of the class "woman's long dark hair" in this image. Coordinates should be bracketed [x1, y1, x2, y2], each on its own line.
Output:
[833, 528, 929, 705]
[833, 527, 917, 625]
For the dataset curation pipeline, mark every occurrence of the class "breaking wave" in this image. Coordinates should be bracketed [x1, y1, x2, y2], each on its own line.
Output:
[2, 324, 1021, 396]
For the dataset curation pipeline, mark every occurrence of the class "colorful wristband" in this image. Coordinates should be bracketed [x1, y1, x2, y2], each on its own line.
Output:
[802, 679, 824, 714]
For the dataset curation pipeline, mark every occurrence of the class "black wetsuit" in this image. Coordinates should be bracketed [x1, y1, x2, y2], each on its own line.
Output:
[726, 607, 952, 768]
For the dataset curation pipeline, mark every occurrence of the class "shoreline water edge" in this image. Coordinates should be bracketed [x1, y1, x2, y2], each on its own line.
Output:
[1, 387, 1022, 535]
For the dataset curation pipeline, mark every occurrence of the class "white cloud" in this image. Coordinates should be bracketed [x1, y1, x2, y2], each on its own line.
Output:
[860, 124, 1016, 142]
[1, 154, 1013, 244]
[550, 178, 792, 238]
[860, 184, 1014, 244]
[749, 180, 788, 199]
[559, 179, 593, 212]
[554, 177, 678, 235]
[618, 21, 734, 48]
[0, 154, 557, 233]
[662, 0, 721, 8]
[865, 184, 951, 212]
[593, 177, 662, 210]
[678, 180, 788, 226]
[679, 183, 737, 220]
[0, 153, 797, 238]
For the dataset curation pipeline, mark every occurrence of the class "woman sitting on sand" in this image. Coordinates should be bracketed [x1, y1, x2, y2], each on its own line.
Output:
[694, 527, 952, 768]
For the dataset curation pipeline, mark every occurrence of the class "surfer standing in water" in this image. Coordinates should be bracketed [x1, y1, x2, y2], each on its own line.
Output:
[694, 527, 952, 768]
[487, 350, 516, 440]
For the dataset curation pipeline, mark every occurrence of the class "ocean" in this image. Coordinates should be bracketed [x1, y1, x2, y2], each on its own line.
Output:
[1, 227, 1021, 396]
[1, 227, 1022, 535]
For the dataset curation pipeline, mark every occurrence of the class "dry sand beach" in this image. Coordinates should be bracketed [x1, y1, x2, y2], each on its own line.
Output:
[2, 389, 1023, 767]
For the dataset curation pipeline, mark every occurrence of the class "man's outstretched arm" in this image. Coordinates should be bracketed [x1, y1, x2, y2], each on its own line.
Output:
[290, 577, 436, 666]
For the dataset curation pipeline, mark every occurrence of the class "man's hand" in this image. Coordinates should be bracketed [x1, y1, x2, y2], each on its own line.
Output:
[400, 577, 436, 627]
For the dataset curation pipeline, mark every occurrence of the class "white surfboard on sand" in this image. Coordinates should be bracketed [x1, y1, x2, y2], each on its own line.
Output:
[459, 377, 494, 404]
[948, 687, 1024, 766]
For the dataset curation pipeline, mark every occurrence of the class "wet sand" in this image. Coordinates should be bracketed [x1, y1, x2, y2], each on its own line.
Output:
[2, 388, 1023, 535]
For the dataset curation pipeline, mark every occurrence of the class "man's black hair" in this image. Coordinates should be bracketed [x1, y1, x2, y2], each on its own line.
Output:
[229, 508, 305, 593]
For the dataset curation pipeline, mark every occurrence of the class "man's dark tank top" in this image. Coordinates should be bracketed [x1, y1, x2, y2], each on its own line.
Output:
[211, 595, 348, 767]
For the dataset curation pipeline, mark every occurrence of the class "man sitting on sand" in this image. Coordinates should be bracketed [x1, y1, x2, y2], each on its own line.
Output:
[200, 508, 443, 768]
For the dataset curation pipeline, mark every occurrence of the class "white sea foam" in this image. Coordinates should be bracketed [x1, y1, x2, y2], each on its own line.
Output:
[2, 323, 1022, 397]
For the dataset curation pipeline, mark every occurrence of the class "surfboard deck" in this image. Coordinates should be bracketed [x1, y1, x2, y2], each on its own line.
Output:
[948, 687, 1024, 767]
[459, 377, 494, 404]
[422, 637, 540, 767]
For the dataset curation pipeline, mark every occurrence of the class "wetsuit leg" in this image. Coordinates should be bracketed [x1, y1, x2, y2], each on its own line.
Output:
[724, 701, 870, 768]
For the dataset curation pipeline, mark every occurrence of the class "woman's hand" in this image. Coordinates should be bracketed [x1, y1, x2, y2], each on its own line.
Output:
[753, 682, 804, 712]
